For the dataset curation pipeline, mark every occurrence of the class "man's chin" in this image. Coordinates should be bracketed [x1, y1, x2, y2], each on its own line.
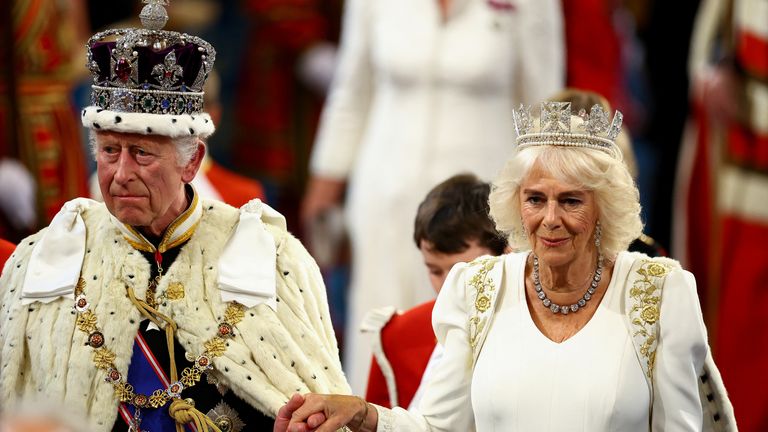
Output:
[112, 208, 150, 227]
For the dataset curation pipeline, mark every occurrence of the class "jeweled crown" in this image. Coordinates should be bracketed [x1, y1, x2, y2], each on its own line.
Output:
[85, 0, 215, 116]
[512, 102, 623, 158]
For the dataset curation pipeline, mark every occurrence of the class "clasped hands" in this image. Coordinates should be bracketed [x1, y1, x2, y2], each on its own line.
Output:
[274, 393, 376, 432]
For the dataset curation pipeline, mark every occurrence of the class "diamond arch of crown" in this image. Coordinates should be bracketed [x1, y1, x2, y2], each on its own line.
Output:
[512, 102, 623, 158]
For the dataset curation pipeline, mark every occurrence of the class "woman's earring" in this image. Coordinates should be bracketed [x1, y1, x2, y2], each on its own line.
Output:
[594, 220, 602, 249]
[520, 219, 528, 238]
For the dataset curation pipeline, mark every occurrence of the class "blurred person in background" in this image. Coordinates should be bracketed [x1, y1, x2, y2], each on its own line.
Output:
[0, 402, 93, 432]
[677, 0, 768, 429]
[0, 158, 36, 242]
[302, 0, 565, 393]
[0, 0, 90, 227]
[362, 174, 507, 410]
[229, 0, 343, 228]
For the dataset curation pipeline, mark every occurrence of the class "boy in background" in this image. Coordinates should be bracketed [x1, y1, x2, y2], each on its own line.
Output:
[361, 174, 508, 409]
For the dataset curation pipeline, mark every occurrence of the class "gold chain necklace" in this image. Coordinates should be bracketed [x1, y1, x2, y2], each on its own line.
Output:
[73, 277, 244, 429]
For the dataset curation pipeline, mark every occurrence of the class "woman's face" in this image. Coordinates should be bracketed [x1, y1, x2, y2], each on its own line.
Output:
[519, 168, 599, 268]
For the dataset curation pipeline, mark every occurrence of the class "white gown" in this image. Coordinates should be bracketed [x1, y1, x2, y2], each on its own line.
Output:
[375, 252, 708, 431]
[310, 0, 565, 392]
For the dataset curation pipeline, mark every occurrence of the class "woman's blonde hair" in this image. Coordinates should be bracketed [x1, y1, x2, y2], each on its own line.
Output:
[489, 143, 643, 259]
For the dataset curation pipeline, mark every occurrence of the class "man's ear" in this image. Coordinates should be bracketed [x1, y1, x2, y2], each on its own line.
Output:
[181, 139, 206, 183]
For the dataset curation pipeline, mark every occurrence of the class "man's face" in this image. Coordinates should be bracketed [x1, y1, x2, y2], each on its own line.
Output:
[420, 239, 493, 293]
[95, 131, 201, 235]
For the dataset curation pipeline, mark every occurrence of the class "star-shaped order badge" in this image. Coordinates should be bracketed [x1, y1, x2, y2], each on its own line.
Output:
[207, 402, 245, 432]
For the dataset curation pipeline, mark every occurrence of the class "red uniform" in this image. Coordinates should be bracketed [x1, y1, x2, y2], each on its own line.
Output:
[681, 0, 768, 429]
[562, 0, 622, 105]
[364, 300, 436, 409]
[0, 238, 16, 271]
[202, 160, 266, 208]
[0, 0, 90, 225]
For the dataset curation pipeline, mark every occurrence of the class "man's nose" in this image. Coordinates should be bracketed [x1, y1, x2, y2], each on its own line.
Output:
[113, 149, 135, 184]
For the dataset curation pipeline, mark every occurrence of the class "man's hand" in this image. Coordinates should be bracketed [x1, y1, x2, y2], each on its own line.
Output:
[274, 393, 328, 432]
[286, 394, 376, 432]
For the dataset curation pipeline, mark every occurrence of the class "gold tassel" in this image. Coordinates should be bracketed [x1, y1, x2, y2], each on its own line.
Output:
[169, 399, 223, 432]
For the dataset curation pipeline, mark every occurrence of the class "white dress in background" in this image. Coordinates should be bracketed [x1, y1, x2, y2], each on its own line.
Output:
[375, 252, 707, 431]
[310, 0, 564, 392]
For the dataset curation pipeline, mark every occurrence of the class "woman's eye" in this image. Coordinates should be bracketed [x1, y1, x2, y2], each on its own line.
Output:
[562, 198, 582, 206]
[526, 196, 542, 204]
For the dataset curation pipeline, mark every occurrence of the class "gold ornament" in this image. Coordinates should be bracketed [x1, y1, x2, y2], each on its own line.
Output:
[166, 282, 185, 300]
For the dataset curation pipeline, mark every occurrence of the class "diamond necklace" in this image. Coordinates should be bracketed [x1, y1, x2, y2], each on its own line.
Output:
[532, 254, 603, 314]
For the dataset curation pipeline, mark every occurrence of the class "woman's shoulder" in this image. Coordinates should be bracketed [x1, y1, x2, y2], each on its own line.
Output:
[613, 251, 683, 279]
[452, 252, 527, 283]
[613, 251, 698, 307]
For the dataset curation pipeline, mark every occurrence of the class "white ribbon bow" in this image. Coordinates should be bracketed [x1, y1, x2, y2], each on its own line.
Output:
[21, 198, 96, 304]
[217, 199, 285, 310]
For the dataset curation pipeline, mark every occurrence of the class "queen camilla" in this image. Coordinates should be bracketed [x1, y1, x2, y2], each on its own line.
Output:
[276, 102, 737, 432]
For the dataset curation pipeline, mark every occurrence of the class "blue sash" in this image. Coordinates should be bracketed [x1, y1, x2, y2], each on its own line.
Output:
[119, 332, 194, 431]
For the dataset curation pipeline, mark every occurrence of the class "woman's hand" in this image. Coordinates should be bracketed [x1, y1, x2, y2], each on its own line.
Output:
[274, 394, 321, 432]
[280, 393, 377, 432]
[300, 176, 346, 225]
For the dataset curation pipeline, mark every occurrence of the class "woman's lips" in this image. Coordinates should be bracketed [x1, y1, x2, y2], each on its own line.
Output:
[540, 237, 568, 247]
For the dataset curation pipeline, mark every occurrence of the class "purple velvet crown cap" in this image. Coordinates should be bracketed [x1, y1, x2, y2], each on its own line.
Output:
[88, 40, 207, 93]
[81, 1, 217, 138]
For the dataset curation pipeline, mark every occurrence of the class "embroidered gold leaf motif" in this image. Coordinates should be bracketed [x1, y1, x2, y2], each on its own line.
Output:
[166, 282, 185, 300]
[482, 260, 496, 271]
[629, 259, 672, 379]
[75, 278, 86, 296]
[114, 382, 135, 402]
[181, 367, 202, 387]
[93, 347, 116, 370]
[224, 303, 245, 324]
[149, 389, 170, 408]
[640, 305, 659, 324]
[646, 263, 669, 277]
[77, 310, 98, 333]
[204, 337, 227, 357]
[475, 295, 491, 312]
[648, 350, 657, 376]
[466, 256, 501, 349]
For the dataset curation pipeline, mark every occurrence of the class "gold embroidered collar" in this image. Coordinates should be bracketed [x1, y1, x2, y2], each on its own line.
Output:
[110, 185, 202, 254]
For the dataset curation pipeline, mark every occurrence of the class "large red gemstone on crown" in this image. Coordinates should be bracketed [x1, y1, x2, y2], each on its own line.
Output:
[115, 58, 131, 82]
